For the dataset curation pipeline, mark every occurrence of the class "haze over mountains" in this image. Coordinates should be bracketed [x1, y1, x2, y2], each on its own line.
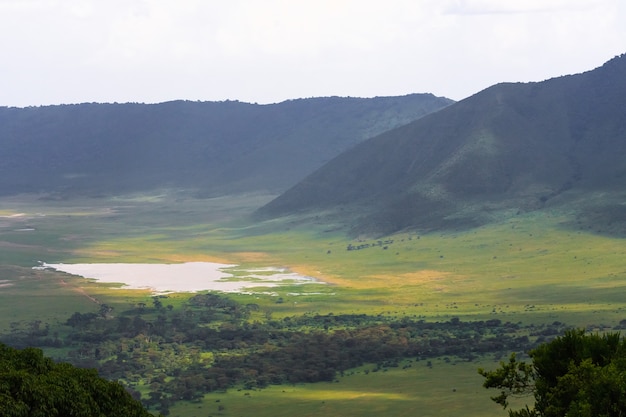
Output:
[259, 54, 626, 236]
[3, 54, 626, 238]
[0, 94, 452, 197]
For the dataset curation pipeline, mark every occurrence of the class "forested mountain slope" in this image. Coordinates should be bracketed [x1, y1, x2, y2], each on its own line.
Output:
[258, 54, 626, 236]
[0, 94, 452, 197]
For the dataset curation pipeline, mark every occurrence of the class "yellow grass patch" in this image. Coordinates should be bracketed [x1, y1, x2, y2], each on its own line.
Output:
[153, 253, 235, 264]
[230, 251, 275, 263]
[284, 263, 347, 287]
[0, 211, 25, 217]
[371, 269, 451, 285]
[284, 388, 410, 402]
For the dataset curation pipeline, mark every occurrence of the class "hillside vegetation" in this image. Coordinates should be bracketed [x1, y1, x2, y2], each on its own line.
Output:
[258, 54, 626, 237]
[0, 94, 452, 197]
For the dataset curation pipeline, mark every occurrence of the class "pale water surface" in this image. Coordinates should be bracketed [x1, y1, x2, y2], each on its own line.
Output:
[34, 262, 318, 293]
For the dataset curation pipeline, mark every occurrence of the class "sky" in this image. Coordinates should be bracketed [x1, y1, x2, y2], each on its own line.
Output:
[1, 0, 625, 107]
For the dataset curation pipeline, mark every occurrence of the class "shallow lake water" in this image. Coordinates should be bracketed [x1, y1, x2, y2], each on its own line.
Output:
[34, 262, 319, 293]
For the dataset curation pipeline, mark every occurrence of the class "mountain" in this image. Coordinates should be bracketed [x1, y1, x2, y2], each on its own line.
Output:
[0, 94, 452, 197]
[257, 54, 626, 236]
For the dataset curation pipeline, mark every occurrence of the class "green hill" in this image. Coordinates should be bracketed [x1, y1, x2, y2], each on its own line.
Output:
[257, 54, 626, 236]
[0, 94, 452, 197]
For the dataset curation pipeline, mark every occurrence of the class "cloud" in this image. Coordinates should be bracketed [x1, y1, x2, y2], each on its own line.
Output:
[0, 0, 624, 106]
[445, 0, 602, 15]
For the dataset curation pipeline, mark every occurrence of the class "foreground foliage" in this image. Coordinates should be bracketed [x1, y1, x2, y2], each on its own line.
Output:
[479, 329, 626, 417]
[0, 343, 156, 417]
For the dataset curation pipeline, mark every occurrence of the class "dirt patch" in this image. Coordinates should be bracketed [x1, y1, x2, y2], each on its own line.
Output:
[58, 279, 100, 304]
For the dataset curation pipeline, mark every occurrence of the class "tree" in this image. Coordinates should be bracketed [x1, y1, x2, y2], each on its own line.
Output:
[479, 329, 626, 417]
[0, 343, 158, 417]
[66, 311, 98, 329]
[99, 303, 114, 318]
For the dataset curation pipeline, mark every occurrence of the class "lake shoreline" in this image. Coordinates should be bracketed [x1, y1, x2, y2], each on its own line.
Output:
[34, 261, 320, 294]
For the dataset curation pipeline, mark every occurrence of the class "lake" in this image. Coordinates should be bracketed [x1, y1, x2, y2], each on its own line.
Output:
[34, 261, 319, 294]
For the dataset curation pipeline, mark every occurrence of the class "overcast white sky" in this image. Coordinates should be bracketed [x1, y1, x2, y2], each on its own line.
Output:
[1, 0, 625, 107]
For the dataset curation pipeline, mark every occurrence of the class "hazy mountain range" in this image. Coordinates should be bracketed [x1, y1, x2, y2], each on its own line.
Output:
[0, 94, 452, 197]
[258, 54, 626, 236]
[2, 54, 625, 238]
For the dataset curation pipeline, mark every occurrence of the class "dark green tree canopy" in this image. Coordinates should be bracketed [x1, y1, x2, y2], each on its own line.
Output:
[479, 329, 626, 417]
[0, 343, 156, 417]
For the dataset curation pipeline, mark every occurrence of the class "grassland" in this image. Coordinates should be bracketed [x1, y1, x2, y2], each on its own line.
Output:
[168, 357, 522, 417]
[1, 191, 625, 416]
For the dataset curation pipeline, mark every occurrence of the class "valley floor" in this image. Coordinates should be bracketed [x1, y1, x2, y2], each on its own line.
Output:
[1, 192, 625, 416]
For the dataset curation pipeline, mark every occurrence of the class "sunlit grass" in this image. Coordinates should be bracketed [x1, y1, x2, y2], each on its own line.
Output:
[2, 194, 625, 326]
[168, 357, 519, 417]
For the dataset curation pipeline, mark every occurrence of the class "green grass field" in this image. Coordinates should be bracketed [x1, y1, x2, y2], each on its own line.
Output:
[1, 191, 625, 416]
[168, 357, 527, 417]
